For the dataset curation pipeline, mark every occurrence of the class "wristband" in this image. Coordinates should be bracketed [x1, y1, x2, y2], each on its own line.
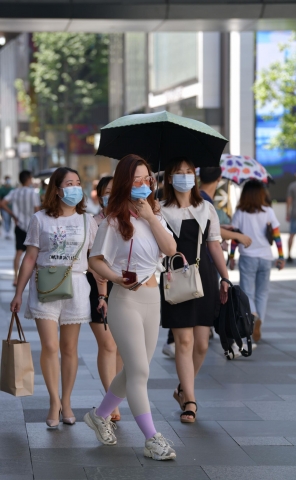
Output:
[98, 295, 108, 301]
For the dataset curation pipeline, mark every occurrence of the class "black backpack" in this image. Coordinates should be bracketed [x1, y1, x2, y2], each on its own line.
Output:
[214, 278, 254, 360]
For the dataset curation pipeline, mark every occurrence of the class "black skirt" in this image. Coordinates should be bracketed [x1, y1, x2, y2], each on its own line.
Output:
[86, 271, 112, 324]
[160, 219, 220, 328]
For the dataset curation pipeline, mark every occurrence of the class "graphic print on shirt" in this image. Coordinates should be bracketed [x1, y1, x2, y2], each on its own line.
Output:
[49, 225, 83, 262]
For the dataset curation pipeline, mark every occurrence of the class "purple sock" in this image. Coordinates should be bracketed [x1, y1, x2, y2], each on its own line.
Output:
[135, 412, 157, 440]
[95, 390, 124, 419]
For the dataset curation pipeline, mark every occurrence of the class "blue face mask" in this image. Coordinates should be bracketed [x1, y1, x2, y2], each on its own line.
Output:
[131, 184, 152, 200]
[59, 186, 83, 207]
[172, 174, 195, 193]
[101, 195, 109, 208]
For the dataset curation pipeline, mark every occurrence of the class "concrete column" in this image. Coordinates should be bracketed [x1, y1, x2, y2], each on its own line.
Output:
[229, 31, 255, 157]
[108, 34, 124, 122]
[0, 38, 19, 182]
[197, 32, 221, 110]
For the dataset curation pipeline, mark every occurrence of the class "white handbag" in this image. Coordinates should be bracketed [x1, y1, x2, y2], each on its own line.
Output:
[163, 228, 204, 305]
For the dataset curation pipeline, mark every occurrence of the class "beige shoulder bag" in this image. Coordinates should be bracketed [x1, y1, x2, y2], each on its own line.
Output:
[163, 227, 204, 305]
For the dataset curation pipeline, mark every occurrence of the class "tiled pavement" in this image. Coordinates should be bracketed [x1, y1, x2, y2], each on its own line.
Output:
[1, 234, 296, 480]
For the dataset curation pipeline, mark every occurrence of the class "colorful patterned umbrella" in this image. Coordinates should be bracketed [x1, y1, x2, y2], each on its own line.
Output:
[220, 154, 273, 185]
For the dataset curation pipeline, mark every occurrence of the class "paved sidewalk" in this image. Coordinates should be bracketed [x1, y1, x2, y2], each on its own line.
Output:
[1, 235, 296, 480]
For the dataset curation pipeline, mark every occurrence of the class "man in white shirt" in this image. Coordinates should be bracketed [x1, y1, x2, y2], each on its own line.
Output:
[0, 170, 40, 285]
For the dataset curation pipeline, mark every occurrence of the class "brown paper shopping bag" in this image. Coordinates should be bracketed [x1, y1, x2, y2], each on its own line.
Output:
[0, 312, 34, 396]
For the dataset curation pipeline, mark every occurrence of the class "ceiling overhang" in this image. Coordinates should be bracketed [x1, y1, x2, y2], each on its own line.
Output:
[0, 2, 296, 32]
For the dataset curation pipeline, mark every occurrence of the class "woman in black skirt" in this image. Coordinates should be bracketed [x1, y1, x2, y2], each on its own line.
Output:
[160, 158, 229, 423]
[86, 176, 123, 422]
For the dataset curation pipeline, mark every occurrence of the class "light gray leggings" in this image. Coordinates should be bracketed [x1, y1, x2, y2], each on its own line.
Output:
[107, 284, 160, 417]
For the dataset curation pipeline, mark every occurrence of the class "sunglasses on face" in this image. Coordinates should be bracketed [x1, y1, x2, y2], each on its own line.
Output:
[132, 176, 154, 187]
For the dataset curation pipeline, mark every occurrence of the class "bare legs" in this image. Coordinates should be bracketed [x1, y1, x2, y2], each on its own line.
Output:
[288, 233, 295, 259]
[90, 323, 123, 417]
[35, 319, 60, 421]
[13, 250, 23, 285]
[35, 319, 81, 421]
[60, 324, 81, 418]
[193, 326, 211, 376]
[172, 326, 210, 420]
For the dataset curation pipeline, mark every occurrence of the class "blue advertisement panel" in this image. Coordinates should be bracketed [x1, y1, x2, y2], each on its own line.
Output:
[256, 31, 296, 199]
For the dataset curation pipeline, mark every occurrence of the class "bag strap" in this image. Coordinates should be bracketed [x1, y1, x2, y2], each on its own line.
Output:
[36, 213, 87, 273]
[196, 226, 202, 266]
[7, 312, 26, 344]
[71, 213, 87, 266]
[218, 302, 234, 359]
[166, 222, 203, 271]
[35, 214, 87, 294]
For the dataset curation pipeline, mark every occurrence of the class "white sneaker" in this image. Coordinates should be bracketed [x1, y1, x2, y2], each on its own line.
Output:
[162, 342, 175, 358]
[84, 408, 117, 445]
[144, 432, 176, 461]
[231, 343, 242, 358]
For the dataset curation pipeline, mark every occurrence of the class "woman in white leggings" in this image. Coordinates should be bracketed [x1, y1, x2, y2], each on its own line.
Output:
[84, 154, 177, 461]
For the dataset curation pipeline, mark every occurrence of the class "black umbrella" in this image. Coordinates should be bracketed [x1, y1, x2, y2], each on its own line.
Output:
[96, 111, 228, 171]
[35, 168, 57, 178]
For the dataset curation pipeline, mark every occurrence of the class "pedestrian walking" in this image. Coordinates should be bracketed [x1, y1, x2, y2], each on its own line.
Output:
[286, 176, 296, 262]
[160, 158, 230, 423]
[199, 167, 252, 247]
[229, 180, 285, 341]
[86, 175, 123, 423]
[85, 154, 177, 461]
[1, 170, 41, 286]
[0, 175, 13, 239]
[199, 167, 254, 356]
[10, 167, 98, 428]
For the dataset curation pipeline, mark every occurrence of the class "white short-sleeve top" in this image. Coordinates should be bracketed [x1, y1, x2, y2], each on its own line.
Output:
[160, 200, 221, 241]
[89, 214, 173, 280]
[24, 210, 98, 273]
[232, 206, 280, 260]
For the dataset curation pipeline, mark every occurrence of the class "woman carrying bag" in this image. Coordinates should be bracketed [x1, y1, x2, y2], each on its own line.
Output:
[10, 167, 97, 428]
[229, 180, 285, 342]
[160, 157, 229, 423]
[85, 154, 177, 461]
[86, 176, 123, 422]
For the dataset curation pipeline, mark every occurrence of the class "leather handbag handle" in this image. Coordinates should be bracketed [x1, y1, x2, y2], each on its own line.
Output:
[7, 312, 26, 344]
[169, 252, 189, 271]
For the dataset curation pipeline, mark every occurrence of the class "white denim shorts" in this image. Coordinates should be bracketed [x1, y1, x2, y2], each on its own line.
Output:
[25, 271, 91, 326]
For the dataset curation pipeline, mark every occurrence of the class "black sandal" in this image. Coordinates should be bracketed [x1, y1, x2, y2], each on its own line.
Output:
[173, 384, 185, 411]
[180, 401, 197, 423]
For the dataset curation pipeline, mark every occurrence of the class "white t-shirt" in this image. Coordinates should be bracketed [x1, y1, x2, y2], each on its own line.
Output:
[232, 206, 280, 260]
[24, 210, 98, 272]
[89, 214, 173, 280]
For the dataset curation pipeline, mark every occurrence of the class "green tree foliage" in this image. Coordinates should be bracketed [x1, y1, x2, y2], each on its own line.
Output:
[30, 32, 108, 126]
[15, 33, 108, 161]
[253, 33, 296, 150]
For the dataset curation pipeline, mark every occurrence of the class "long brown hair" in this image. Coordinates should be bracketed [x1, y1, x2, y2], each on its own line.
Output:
[237, 180, 268, 213]
[43, 167, 86, 218]
[107, 154, 158, 241]
[163, 157, 202, 207]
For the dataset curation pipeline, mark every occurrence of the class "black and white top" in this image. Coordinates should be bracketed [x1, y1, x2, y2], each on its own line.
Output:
[4, 187, 41, 232]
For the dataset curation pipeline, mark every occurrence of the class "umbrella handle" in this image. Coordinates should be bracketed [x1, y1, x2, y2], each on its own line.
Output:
[155, 125, 163, 199]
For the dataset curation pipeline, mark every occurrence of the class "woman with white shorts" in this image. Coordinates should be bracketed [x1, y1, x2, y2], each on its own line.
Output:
[10, 167, 97, 428]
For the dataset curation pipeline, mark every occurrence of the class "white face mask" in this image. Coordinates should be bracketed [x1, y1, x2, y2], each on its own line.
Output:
[172, 174, 195, 193]
[59, 186, 83, 207]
